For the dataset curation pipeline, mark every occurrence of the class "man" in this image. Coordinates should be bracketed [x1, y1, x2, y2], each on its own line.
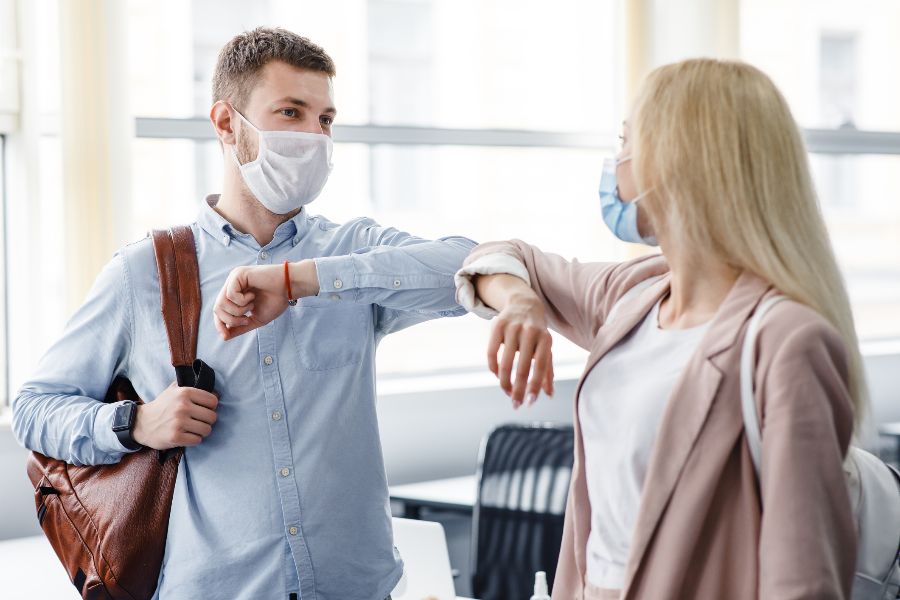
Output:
[12, 27, 475, 600]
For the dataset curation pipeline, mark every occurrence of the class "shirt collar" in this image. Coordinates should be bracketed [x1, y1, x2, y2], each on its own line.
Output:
[198, 194, 310, 248]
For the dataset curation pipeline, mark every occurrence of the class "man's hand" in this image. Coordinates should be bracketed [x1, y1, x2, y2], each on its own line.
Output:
[132, 383, 219, 450]
[213, 260, 319, 340]
[487, 290, 555, 409]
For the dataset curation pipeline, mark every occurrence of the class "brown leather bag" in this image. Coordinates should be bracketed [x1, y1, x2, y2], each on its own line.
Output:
[25, 226, 215, 600]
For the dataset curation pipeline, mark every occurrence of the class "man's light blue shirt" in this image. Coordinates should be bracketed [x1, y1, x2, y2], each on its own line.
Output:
[12, 196, 476, 600]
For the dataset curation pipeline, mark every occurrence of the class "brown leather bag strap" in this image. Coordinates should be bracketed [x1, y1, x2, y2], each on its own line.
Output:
[151, 226, 201, 368]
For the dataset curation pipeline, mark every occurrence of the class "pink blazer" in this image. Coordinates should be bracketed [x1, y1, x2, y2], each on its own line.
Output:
[463, 241, 856, 600]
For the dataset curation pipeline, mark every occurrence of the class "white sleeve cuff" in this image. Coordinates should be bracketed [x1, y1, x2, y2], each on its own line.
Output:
[454, 253, 531, 319]
[93, 401, 136, 456]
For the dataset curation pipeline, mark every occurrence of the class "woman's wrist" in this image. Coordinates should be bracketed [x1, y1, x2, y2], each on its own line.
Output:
[507, 288, 543, 311]
[475, 273, 537, 313]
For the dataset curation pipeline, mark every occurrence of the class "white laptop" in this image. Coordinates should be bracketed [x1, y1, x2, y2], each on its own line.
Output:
[391, 517, 457, 600]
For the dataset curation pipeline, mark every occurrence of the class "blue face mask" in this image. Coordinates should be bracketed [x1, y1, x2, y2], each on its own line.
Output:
[599, 156, 658, 246]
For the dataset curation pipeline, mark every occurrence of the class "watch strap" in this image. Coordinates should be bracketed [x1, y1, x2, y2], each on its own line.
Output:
[113, 402, 142, 451]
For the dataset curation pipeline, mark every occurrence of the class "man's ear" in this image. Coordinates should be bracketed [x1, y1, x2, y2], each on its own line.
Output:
[210, 101, 236, 146]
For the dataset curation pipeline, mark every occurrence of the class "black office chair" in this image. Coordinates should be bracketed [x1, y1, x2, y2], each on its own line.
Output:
[471, 423, 574, 600]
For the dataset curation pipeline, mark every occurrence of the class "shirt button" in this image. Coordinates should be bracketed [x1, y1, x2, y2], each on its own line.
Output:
[221, 235, 230, 246]
[393, 279, 401, 288]
[289, 526, 298, 536]
[333, 279, 343, 289]
[280, 467, 290, 477]
[259, 250, 268, 260]
[293, 237, 300, 245]
[263, 355, 274, 366]
[330, 294, 340, 301]
[272, 411, 282, 421]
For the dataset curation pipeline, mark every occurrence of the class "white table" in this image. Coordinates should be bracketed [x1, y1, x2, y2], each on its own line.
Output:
[389, 475, 478, 518]
[0, 535, 475, 600]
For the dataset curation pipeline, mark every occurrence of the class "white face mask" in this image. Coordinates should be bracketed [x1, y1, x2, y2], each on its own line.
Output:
[231, 108, 334, 215]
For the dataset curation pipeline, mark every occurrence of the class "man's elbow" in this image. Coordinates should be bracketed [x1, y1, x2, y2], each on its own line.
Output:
[439, 306, 468, 318]
[9, 389, 35, 450]
[438, 235, 478, 254]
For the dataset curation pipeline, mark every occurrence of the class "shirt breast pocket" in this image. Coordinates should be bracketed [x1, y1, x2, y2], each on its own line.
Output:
[288, 297, 371, 371]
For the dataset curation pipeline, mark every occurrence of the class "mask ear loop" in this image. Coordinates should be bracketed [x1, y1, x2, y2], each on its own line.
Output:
[227, 103, 259, 131]
[228, 104, 263, 166]
[618, 155, 657, 242]
[613, 154, 646, 203]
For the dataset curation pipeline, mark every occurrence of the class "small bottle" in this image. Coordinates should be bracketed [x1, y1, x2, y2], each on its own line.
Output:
[530, 571, 551, 600]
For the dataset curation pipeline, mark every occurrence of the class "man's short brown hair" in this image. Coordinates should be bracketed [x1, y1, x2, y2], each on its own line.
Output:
[212, 27, 336, 110]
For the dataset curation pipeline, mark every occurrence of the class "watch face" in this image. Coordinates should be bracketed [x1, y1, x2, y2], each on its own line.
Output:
[112, 402, 134, 431]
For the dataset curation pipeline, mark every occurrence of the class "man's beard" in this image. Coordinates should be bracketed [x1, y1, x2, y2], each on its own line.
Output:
[235, 127, 258, 165]
[233, 127, 300, 219]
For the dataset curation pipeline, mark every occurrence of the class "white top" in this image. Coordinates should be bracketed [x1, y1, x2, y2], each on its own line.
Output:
[579, 300, 710, 589]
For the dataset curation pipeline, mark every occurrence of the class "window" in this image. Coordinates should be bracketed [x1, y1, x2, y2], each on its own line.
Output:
[742, 0, 900, 341]
[819, 33, 858, 129]
[130, 137, 623, 376]
[123, 0, 624, 378]
[1, 0, 67, 403]
[741, 0, 900, 131]
[12, 0, 900, 399]
[126, 0, 622, 131]
[0, 0, 17, 404]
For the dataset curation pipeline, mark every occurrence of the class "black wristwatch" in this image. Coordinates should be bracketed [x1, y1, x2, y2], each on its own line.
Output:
[112, 400, 143, 451]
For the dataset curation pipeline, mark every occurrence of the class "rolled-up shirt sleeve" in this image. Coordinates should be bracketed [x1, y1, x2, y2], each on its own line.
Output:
[312, 220, 476, 332]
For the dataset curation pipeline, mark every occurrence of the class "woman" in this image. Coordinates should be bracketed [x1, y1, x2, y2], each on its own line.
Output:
[455, 59, 862, 599]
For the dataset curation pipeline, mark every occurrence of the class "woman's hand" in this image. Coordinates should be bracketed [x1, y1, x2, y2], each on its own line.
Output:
[487, 289, 555, 408]
[213, 260, 319, 340]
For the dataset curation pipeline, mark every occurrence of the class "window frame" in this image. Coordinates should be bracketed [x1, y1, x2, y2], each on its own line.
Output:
[134, 118, 900, 351]
[136, 116, 900, 154]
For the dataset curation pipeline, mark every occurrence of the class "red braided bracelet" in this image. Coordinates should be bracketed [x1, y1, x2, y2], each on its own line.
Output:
[284, 260, 297, 306]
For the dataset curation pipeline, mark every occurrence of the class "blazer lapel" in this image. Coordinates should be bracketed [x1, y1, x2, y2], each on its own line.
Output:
[621, 272, 773, 597]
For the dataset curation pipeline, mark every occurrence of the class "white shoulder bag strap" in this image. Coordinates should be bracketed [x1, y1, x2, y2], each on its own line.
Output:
[742, 295, 900, 600]
[740, 294, 788, 476]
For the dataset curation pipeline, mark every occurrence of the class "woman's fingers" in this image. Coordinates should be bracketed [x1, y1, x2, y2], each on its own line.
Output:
[486, 298, 552, 410]
[511, 330, 537, 404]
[497, 326, 520, 399]
[487, 320, 504, 377]
[526, 334, 552, 405]
[542, 357, 555, 398]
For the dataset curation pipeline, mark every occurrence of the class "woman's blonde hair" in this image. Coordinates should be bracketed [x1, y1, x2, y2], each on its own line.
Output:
[630, 58, 867, 417]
